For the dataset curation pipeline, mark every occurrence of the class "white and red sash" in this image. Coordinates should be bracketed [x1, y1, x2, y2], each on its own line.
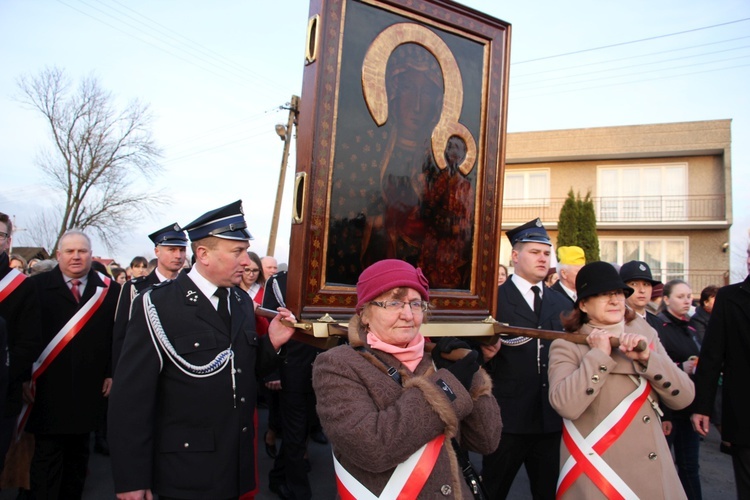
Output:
[334, 434, 445, 500]
[0, 268, 26, 302]
[16, 272, 111, 435]
[557, 376, 651, 500]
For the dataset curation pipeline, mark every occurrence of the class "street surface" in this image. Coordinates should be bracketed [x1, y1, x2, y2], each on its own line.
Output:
[0, 409, 735, 498]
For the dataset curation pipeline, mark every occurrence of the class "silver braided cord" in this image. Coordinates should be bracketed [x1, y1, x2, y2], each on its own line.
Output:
[143, 291, 234, 378]
[499, 336, 534, 346]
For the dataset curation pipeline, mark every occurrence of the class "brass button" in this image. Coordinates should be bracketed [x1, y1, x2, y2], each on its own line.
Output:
[440, 485, 452, 496]
[242, 427, 248, 433]
[184, 442, 189, 448]
[648, 452, 657, 460]
[240, 397, 246, 403]
[672, 389, 680, 396]
[599, 365, 608, 373]
[643, 415, 651, 423]
[663, 381, 672, 388]
[586, 388, 595, 395]
[237, 368, 243, 374]
[591, 375, 600, 383]
[654, 374, 663, 381]
[194, 342, 200, 348]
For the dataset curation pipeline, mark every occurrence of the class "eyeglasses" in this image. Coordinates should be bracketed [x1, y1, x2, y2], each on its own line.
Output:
[244, 268, 260, 274]
[593, 290, 626, 301]
[0, 232, 8, 241]
[370, 300, 429, 313]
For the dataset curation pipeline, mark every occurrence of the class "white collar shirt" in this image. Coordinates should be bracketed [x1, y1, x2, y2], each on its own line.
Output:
[511, 273, 544, 312]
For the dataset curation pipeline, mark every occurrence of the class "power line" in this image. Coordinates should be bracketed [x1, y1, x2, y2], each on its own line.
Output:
[514, 17, 750, 64]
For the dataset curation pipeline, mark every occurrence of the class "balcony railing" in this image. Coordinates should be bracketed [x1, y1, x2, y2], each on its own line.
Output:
[501, 194, 726, 225]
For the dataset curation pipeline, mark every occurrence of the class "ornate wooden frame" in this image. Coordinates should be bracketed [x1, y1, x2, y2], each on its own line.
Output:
[288, 0, 511, 322]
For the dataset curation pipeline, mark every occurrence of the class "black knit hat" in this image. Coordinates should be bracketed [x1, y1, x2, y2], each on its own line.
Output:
[576, 261, 634, 303]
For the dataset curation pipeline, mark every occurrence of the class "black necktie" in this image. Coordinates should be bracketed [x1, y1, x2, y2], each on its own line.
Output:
[214, 288, 231, 331]
[531, 285, 542, 321]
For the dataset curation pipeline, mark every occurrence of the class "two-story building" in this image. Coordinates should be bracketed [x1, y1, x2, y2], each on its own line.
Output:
[500, 119, 732, 292]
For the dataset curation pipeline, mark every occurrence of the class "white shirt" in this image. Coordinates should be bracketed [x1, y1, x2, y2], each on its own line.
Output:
[558, 281, 577, 302]
[62, 272, 88, 292]
[511, 273, 543, 312]
[155, 268, 172, 283]
[187, 266, 230, 313]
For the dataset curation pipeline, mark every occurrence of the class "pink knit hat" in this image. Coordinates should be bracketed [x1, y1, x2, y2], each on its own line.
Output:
[356, 259, 430, 312]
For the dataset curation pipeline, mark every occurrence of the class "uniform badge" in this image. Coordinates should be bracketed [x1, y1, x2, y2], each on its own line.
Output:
[639, 264, 647, 271]
[535, 218, 542, 227]
[233, 289, 242, 302]
[186, 290, 199, 303]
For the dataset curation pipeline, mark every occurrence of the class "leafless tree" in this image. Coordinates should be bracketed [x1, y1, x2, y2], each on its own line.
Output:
[15, 66, 165, 253]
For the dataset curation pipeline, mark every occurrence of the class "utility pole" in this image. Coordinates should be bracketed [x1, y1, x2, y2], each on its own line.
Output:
[267, 95, 299, 257]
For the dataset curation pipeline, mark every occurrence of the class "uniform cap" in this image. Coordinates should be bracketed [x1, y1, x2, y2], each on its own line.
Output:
[619, 260, 661, 286]
[183, 200, 253, 241]
[505, 218, 551, 246]
[148, 223, 187, 247]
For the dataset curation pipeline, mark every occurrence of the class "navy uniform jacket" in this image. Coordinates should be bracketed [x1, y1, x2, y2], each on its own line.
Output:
[109, 271, 283, 499]
[112, 271, 160, 373]
[485, 277, 572, 434]
[0, 253, 43, 417]
[693, 275, 750, 447]
[28, 266, 119, 434]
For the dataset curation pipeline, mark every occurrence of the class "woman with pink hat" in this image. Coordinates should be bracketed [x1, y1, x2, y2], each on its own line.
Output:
[312, 259, 500, 498]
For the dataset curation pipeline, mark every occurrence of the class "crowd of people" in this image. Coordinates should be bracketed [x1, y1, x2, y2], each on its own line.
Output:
[0, 208, 747, 499]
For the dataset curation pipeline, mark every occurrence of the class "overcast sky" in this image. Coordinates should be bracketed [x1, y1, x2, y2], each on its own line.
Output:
[1, 0, 748, 280]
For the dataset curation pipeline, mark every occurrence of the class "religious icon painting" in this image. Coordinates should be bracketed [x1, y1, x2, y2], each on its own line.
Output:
[288, 0, 511, 321]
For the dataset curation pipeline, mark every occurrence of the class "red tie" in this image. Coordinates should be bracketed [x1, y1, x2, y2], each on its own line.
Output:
[71, 279, 81, 303]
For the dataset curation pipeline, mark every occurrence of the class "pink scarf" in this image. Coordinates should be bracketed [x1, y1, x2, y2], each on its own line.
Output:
[367, 332, 425, 372]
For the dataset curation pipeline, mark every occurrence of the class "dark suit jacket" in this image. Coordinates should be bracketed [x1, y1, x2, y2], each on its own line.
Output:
[551, 280, 575, 304]
[0, 254, 43, 416]
[485, 277, 572, 434]
[27, 266, 119, 434]
[112, 271, 160, 373]
[693, 275, 750, 446]
[109, 271, 282, 498]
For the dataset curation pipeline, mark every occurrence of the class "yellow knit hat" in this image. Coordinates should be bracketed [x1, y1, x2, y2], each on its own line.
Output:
[557, 246, 586, 265]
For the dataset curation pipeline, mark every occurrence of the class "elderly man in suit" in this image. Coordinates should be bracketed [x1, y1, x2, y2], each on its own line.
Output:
[551, 245, 585, 303]
[481, 218, 573, 499]
[26, 229, 120, 499]
[109, 200, 296, 500]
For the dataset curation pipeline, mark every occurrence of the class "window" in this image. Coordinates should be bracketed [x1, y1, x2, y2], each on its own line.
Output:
[504, 169, 550, 206]
[597, 164, 687, 221]
[600, 237, 688, 283]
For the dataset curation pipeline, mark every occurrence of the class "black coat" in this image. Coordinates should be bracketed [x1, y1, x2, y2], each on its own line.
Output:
[109, 271, 282, 499]
[484, 278, 572, 434]
[112, 271, 160, 373]
[656, 310, 700, 420]
[0, 253, 43, 416]
[693, 276, 750, 446]
[27, 266, 119, 434]
[551, 280, 575, 304]
[262, 271, 321, 393]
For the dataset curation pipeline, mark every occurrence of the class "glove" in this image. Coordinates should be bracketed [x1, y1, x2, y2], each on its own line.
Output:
[432, 337, 472, 371]
[447, 349, 480, 391]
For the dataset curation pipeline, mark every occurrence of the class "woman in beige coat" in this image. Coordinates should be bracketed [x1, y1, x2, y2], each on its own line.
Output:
[313, 259, 501, 498]
[549, 261, 694, 499]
